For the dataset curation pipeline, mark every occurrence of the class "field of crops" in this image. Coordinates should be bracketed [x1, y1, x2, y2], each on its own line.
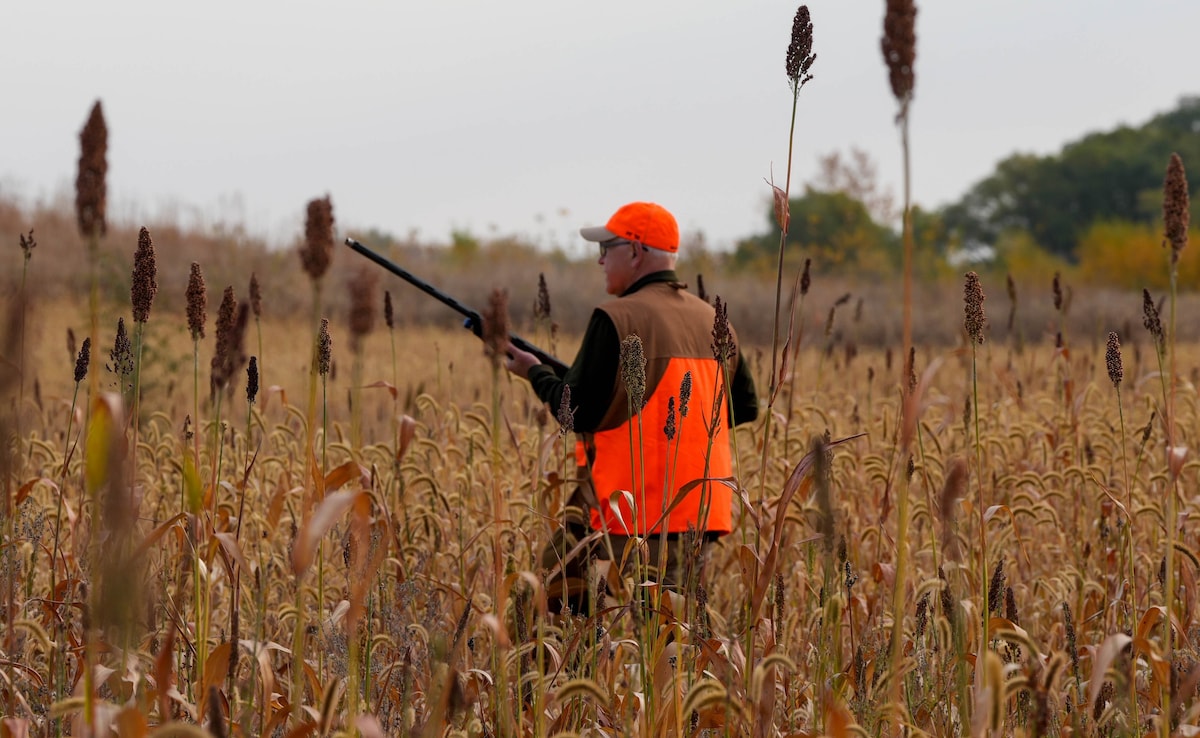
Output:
[2, 249, 1199, 737]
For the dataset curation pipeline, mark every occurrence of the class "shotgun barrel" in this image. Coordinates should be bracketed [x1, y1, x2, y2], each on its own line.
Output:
[344, 238, 568, 374]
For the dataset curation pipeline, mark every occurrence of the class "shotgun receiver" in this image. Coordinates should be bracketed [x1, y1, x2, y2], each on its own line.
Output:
[344, 238, 569, 374]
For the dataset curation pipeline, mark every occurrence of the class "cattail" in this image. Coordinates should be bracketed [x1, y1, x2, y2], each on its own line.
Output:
[347, 267, 378, 349]
[679, 371, 692, 418]
[881, 0, 916, 103]
[317, 319, 332, 377]
[75, 100, 108, 238]
[211, 287, 237, 391]
[74, 337, 91, 384]
[1105, 332, 1123, 388]
[987, 556, 1005, 615]
[664, 396, 676, 441]
[556, 383, 574, 436]
[800, 258, 811, 296]
[187, 263, 207, 341]
[696, 274, 708, 303]
[131, 227, 158, 324]
[108, 318, 134, 380]
[785, 5, 816, 89]
[300, 196, 335, 281]
[939, 456, 967, 560]
[963, 271, 985, 344]
[620, 334, 647, 411]
[1142, 288, 1164, 346]
[1163, 153, 1190, 264]
[384, 290, 394, 330]
[481, 288, 510, 367]
[534, 273, 551, 320]
[249, 273, 262, 319]
[1052, 272, 1063, 312]
[246, 356, 259, 405]
[19, 229, 35, 262]
[711, 297, 734, 363]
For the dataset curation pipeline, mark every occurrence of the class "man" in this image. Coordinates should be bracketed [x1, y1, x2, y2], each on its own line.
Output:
[504, 201, 758, 613]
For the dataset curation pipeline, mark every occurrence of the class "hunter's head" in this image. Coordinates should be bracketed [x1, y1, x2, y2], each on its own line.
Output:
[581, 202, 679, 296]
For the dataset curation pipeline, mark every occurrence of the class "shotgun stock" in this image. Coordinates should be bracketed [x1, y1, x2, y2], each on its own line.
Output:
[344, 238, 568, 374]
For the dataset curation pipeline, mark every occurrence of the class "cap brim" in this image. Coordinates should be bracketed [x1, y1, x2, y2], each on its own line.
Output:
[579, 225, 618, 243]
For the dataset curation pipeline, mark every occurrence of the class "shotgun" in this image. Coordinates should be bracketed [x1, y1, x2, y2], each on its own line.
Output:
[344, 238, 569, 374]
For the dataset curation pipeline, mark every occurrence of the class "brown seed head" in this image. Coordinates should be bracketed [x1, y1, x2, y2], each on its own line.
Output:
[383, 290, 394, 330]
[317, 318, 332, 376]
[696, 273, 708, 303]
[785, 6, 816, 89]
[987, 556, 1005, 615]
[211, 287, 237, 391]
[556, 383, 574, 437]
[800, 258, 812, 296]
[1052, 272, 1063, 312]
[74, 337, 91, 384]
[230, 304, 250, 381]
[19, 229, 36, 261]
[664, 396, 677, 441]
[75, 100, 108, 238]
[131, 227, 158, 324]
[348, 267, 378, 348]
[963, 271, 985, 344]
[481, 288, 510, 367]
[108, 317, 134, 381]
[1142, 288, 1164, 346]
[1005, 586, 1019, 625]
[1105, 332, 1123, 388]
[246, 356, 259, 405]
[711, 297, 734, 363]
[1163, 153, 1190, 264]
[534, 273, 551, 320]
[186, 263, 207, 340]
[300, 196, 335, 281]
[249, 272, 263, 318]
[881, 0, 916, 104]
[1062, 602, 1079, 677]
[939, 456, 967, 561]
[679, 371, 692, 418]
[906, 346, 917, 394]
[620, 334, 647, 411]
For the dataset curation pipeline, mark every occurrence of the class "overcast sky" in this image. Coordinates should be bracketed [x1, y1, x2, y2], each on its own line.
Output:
[3, 1, 1198, 256]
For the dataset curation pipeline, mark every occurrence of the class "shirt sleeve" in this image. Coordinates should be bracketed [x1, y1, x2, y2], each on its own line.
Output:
[729, 348, 759, 426]
[527, 308, 619, 433]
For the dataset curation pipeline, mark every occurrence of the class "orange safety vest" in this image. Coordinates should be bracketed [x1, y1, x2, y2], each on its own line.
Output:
[576, 282, 737, 536]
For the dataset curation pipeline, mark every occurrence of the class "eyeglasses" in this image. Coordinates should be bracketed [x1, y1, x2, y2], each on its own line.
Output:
[598, 239, 637, 259]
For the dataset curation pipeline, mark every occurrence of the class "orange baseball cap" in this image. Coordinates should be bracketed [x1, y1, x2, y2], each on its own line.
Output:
[580, 202, 680, 253]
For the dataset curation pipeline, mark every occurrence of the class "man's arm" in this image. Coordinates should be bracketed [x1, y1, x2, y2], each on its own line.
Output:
[524, 309, 620, 433]
[729, 349, 759, 426]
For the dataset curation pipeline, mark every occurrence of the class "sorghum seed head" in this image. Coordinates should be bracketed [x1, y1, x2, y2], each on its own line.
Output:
[800, 258, 811, 296]
[246, 356, 259, 405]
[211, 287, 237, 390]
[481, 288, 510, 367]
[1063, 602, 1079, 675]
[75, 100, 108, 238]
[187, 263, 207, 341]
[620, 334, 647, 411]
[1005, 586, 1019, 625]
[109, 317, 133, 379]
[534, 273, 551, 320]
[317, 319, 332, 377]
[131, 227, 158, 324]
[988, 556, 1005, 614]
[348, 267, 378, 347]
[556, 383, 574, 436]
[249, 273, 262, 318]
[939, 567, 956, 624]
[711, 296, 734, 363]
[963, 271, 985, 344]
[1105, 332, 1123, 388]
[300, 196, 335, 281]
[664, 396, 676, 441]
[785, 6, 816, 89]
[881, 0, 916, 103]
[384, 290, 394, 330]
[906, 347, 917, 394]
[19, 229, 36, 260]
[679, 371, 692, 418]
[915, 592, 929, 640]
[75, 337, 91, 384]
[1142, 289, 1164, 346]
[1163, 153, 1190, 264]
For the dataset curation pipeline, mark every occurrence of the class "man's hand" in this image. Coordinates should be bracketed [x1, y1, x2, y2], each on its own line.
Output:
[504, 342, 541, 379]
